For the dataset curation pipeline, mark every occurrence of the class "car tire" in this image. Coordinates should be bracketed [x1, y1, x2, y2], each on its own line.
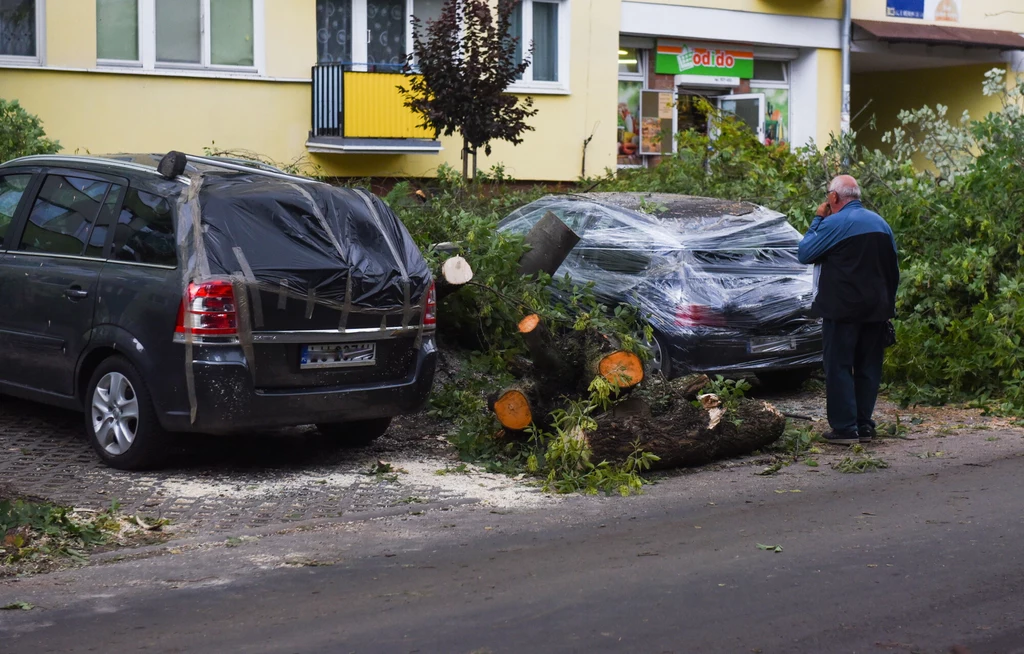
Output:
[643, 330, 672, 379]
[85, 356, 168, 471]
[317, 417, 392, 448]
[756, 368, 815, 391]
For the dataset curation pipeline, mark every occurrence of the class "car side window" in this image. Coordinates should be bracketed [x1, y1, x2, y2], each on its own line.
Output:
[0, 174, 34, 248]
[85, 184, 126, 259]
[20, 175, 112, 256]
[110, 188, 177, 267]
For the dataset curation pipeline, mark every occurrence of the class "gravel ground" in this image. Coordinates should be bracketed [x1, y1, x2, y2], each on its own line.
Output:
[2, 379, 1020, 543]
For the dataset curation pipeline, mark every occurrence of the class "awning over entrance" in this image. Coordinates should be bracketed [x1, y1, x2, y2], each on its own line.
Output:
[853, 20, 1024, 51]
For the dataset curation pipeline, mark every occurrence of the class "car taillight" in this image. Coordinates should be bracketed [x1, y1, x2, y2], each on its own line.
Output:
[675, 304, 726, 327]
[424, 282, 437, 328]
[175, 280, 239, 338]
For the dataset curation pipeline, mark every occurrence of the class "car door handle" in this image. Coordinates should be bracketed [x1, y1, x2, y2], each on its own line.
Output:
[64, 287, 89, 300]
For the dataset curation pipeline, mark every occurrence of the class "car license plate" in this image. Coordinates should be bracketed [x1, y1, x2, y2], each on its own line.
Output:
[300, 342, 376, 369]
[748, 337, 796, 354]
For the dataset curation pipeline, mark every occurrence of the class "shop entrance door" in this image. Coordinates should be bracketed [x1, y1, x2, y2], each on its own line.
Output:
[715, 93, 766, 142]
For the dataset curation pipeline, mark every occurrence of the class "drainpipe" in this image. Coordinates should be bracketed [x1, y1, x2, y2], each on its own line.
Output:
[840, 0, 852, 135]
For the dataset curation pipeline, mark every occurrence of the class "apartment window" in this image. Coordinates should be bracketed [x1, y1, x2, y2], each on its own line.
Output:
[97, 0, 260, 71]
[509, 0, 568, 89]
[97, 0, 139, 62]
[0, 0, 41, 61]
[316, 0, 443, 70]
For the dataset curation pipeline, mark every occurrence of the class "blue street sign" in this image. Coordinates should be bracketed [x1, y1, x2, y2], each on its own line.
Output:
[886, 0, 925, 19]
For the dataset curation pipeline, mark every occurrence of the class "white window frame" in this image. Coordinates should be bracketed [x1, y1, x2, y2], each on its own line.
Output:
[0, 0, 46, 66]
[748, 57, 791, 146]
[98, 0, 265, 75]
[508, 0, 570, 94]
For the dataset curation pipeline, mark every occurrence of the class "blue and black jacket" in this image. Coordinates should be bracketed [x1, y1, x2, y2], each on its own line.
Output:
[797, 200, 899, 323]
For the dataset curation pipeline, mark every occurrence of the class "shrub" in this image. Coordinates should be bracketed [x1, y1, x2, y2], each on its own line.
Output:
[0, 98, 60, 161]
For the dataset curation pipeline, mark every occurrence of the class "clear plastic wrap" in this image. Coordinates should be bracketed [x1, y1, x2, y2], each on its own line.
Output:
[499, 192, 822, 376]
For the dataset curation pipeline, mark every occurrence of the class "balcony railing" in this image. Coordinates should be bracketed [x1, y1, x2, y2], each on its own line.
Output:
[310, 64, 433, 141]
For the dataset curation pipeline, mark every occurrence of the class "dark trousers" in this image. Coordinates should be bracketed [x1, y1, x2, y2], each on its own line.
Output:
[822, 320, 887, 435]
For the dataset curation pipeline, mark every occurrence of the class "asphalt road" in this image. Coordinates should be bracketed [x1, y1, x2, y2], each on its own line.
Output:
[4, 449, 1023, 654]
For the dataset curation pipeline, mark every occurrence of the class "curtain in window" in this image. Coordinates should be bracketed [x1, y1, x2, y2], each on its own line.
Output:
[367, 0, 407, 69]
[317, 0, 352, 64]
[0, 0, 35, 57]
[211, 0, 254, 66]
[96, 0, 138, 61]
[509, 2, 522, 78]
[413, 0, 443, 26]
[532, 1, 558, 82]
[156, 0, 201, 63]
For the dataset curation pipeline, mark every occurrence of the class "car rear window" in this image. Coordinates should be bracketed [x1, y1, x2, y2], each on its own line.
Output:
[110, 188, 177, 267]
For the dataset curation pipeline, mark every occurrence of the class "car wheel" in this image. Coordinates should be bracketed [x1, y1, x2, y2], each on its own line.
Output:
[756, 368, 815, 391]
[642, 330, 672, 379]
[85, 356, 168, 470]
[317, 417, 392, 448]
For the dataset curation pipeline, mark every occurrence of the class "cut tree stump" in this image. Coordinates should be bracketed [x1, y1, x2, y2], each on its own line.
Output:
[518, 211, 581, 278]
[489, 388, 534, 431]
[593, 350, 644, 389]
[436, 255, 474, 301]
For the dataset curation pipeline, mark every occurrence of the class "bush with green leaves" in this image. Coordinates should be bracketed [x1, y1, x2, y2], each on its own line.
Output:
[0, 98, 60, 161]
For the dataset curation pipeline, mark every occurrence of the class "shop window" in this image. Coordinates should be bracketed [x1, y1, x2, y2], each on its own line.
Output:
[0, 0, 40, 60]
[617, 48, 644, 167]
[751, 60, 790, 146]
[97, 0, 260, 71]
[752, 59, 787, 82]
[618, 47, 640, 75]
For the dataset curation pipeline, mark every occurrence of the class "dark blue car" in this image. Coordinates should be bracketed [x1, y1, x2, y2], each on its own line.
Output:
[499, 193, 822, 386]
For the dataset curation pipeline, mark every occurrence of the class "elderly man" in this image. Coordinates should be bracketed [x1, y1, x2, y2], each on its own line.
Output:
[798, 175, 899, 445]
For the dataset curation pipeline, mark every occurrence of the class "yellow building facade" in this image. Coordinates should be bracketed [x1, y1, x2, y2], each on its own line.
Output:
[1, 1, 1022, 181]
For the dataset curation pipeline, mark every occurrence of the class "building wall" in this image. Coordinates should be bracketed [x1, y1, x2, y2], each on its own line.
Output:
[852, 63, 1005, 154]
[2, 0, 618, 182]
[628, 0, 843, 20]
[852, 0, 1024, 30]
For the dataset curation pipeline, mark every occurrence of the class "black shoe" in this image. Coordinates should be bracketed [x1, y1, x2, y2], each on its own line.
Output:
[822, 430, 860, 445]
[859, 425, 876, 444]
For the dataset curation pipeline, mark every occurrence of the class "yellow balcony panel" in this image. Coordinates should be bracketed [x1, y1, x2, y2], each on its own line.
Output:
[343, 72, 433, 140]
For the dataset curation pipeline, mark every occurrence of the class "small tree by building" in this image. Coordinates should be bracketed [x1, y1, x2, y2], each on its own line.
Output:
[0, 99, 61, 161]
[399, 0, 537, 180]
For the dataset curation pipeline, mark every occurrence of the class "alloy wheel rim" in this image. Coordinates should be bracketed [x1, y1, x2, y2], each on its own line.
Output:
[91, 372, 140, 456]
[643, 332, 663, 375]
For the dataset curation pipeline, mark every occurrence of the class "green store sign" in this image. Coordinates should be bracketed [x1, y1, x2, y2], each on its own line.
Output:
[655, 41, 754, 78]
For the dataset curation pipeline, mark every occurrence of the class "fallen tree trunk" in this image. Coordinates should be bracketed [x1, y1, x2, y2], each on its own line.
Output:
[518, 211, 581, 278]
[585, 375, 785, 470]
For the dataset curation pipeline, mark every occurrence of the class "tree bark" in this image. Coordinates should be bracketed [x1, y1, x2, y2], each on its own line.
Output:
[580, 374, 784, 470]
[588, 397, 785, 470]
[518, 211, 581, 278]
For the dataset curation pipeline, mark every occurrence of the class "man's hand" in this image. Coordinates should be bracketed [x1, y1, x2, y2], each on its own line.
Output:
[815, 201, 832, 219]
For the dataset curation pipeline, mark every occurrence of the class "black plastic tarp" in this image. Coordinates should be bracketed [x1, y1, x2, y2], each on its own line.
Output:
[195, 174, 431, 312]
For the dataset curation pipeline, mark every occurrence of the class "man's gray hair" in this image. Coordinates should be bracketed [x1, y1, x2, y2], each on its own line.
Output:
[828, 176, 862, 201]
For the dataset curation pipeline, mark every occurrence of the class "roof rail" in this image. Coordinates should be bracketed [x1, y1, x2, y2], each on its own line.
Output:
[158, 151, 319, 185]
